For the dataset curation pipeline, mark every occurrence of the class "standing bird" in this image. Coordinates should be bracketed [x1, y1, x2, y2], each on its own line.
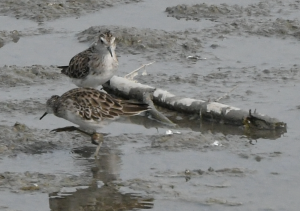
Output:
[58, 30, 118, 88]
[40, 88, 150, 156]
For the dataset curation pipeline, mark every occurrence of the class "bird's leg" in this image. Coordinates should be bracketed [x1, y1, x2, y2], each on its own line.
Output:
[92, 133, 104, 158]
[94, 142, 103, 158]
[51, 127, 105, 158]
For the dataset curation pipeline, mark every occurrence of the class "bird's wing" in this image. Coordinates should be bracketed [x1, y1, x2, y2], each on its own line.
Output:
[60, 88, 149, 121]
[62, 88, 124, 121]
[60, 50, 91, 79]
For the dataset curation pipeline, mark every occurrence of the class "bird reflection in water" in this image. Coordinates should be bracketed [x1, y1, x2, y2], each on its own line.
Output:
[49, 146, 153, 210]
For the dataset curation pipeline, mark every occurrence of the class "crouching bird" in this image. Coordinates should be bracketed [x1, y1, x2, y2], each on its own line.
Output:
[40, 87, 150, 157]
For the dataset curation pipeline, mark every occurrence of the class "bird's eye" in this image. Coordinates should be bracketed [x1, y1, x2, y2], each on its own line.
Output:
[100, 39, 104, 44]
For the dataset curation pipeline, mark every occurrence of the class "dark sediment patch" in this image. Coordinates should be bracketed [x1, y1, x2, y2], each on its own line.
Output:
[0, 65, 62, 87]
[0, 30, 21, 48]
[0, 122, 78, 155]
[210, 18, 300, 39]
[165, 3, 271, 21]
[165, 2, 300, 40]
[0, 0, 142, 22]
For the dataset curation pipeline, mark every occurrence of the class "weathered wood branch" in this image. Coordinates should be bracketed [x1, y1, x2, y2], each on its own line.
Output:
[103, 76, 287, 131]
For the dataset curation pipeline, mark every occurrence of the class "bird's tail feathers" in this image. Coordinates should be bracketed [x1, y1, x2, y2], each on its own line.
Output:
[121, 102, 150, 116]
[57, 66, 69, 75]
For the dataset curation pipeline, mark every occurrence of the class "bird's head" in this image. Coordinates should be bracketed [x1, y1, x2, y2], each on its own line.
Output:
[40, 95, 60, 120]
[95, 30, 116, 57]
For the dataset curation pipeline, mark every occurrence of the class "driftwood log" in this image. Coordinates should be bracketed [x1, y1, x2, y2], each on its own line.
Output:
[103, 76, 287, 131]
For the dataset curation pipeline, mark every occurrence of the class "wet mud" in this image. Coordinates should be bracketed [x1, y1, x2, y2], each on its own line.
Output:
[77, 26, 202, 62]
[0, 65, 61, 87]
[165, 1, 300, 39]
[0, 28, 56, 49]
[1, 0, 300, 210]
[0, 0, 142, 22]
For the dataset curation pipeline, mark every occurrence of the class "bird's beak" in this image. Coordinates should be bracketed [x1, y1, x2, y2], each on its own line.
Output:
[40, 112, 47, 120]
[107, 46, 113, 57]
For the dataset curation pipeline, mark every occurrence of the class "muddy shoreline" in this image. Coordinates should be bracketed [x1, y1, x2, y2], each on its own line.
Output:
[0, 0, 299, 210]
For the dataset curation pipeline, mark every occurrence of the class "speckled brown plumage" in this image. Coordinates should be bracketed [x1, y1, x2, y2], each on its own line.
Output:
[42, 88, 149, 131]
[58, 30, 118, 88]
[59, 51, 91, 79]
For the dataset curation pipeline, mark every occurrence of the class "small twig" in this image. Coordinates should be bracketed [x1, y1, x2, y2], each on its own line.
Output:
[215, 85, 238, 102]
[124, 61, 155, 79]
[143, 92, 177, 127]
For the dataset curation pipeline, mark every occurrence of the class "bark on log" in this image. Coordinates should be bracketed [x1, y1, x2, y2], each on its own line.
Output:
[103, 76, 287, 131]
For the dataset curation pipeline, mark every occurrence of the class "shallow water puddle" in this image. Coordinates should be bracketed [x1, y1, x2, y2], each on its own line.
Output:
[0, 34, 87, 66]
[0, 150, 89, 175]
[0, 191, 49, 211]
[117, 136, 300, 210]
[0, 145, 155, 211]
[44, 0, 215, 32]
[205, 35, 300, 69]
[1, 0, 300, 210]
[0, 16, 37, 31]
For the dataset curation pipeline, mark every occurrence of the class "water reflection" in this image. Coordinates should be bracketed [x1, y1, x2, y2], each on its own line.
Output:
[127, 113, 287, 140]
[48, 146, 153, 211]
[49, 186, 153, 211]
[47, 107, 284, 210]
[51, 104, 286, 143]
